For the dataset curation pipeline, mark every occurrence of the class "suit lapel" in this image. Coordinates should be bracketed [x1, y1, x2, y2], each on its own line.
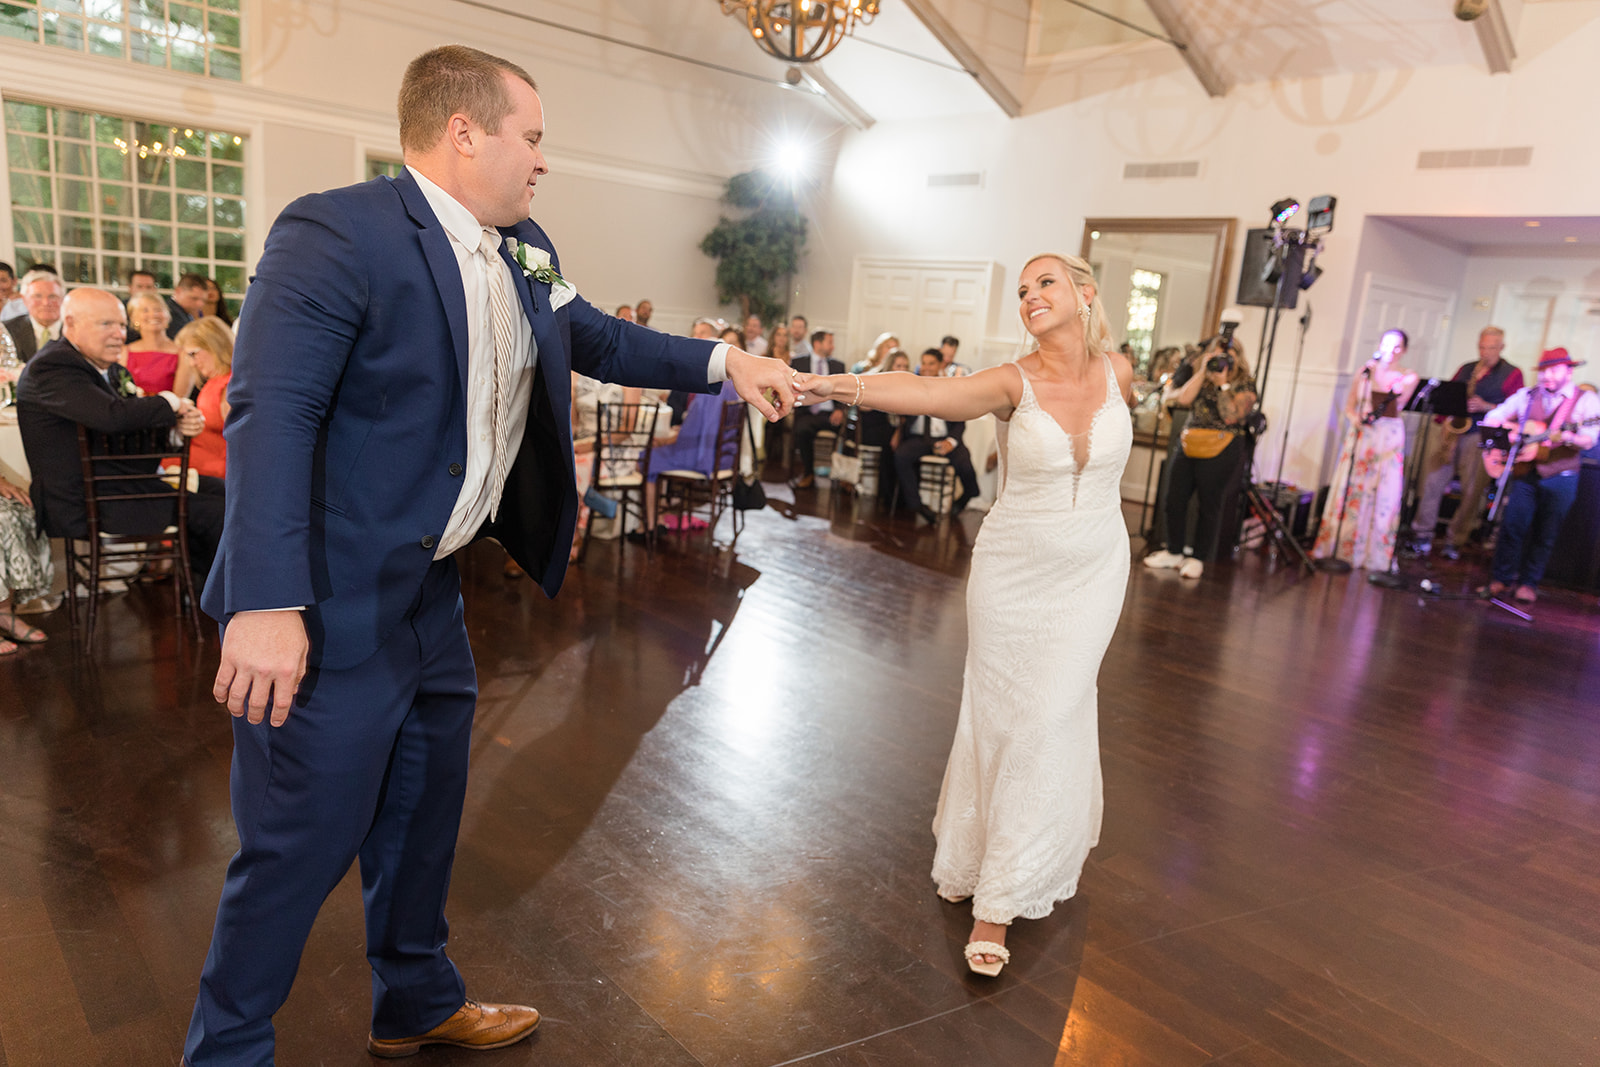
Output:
[498, 222, 568, 423]
[394, 169, 471, 389]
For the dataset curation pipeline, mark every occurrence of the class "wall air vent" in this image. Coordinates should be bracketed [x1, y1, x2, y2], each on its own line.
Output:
[927, 171, 983, 188]
[1123, 160, 1200, 180]
[1417, 146, 1533, 169]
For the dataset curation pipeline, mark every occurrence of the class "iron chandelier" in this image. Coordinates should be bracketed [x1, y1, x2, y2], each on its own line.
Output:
[719, 0, 882, 64]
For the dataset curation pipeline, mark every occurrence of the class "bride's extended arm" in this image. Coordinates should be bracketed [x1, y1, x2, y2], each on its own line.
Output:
[791, 365, 1016, 422]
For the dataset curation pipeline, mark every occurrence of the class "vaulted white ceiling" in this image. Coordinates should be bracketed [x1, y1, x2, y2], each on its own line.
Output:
[685, 0, 1600, 125]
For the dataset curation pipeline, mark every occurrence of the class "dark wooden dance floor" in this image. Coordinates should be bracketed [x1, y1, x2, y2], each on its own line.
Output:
[5, 485, 1600, 1066]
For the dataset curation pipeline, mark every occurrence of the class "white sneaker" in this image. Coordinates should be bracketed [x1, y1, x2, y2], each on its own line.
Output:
[1143, 550, 1185, 570]
[1179, 558, 1204, 579]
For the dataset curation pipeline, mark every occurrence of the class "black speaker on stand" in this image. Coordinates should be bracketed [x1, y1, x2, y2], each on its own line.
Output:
[1236, 228, 1306, 309]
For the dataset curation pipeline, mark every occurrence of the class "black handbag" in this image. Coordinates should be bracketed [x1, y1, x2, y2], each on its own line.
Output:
[733, 415, 767, 511]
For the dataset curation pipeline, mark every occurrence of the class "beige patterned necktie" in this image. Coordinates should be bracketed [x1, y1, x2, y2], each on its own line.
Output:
[476, 228, 518, 520]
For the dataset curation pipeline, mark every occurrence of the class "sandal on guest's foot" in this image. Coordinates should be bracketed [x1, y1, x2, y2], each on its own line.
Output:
[0, 613, 46, 644]
[964, 941, 1010, 978]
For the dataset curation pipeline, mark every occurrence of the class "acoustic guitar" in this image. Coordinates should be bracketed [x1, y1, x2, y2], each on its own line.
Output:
[1481, 415, 1600, 479]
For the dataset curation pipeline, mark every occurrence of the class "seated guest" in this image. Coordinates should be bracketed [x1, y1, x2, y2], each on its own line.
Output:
[14, 288, 222, 587]
[790, 329, 844, 488]
[853, 331, 898, 374]
[124, 268, 160, 344]
[744, 314, 767, 357]
[939, 335, 970, 376]
[892, 348, 980, 523]
[633, 378, 743, 541]
[768, 321, 792, 365]
[201, 277, 233, 326]
[165, 272, 211, 338]
[4, 269, 65, 363]
[0, 261, 25, 322]
[1143, 338, 1257, 579]
[0, 473, 54, 655]
[789, 316, 812, 362]
[176, 316, 234, 478]
[1481, 347, 1600, 603]
[615, 304, 634, 322]
[125, 292, 196, 397]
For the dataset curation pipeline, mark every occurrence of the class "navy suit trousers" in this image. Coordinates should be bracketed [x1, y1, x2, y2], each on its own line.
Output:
[185, 558, 476, 1065]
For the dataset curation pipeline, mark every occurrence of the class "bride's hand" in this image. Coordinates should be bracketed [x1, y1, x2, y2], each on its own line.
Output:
[790, 372, 835, 402]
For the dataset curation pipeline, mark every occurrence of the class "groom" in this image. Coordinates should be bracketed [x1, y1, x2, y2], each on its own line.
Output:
[185, 45, 795, 1065]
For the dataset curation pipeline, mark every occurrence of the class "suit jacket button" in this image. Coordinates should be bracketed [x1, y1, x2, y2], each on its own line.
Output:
[449, 463, 463, 476]
[420, 535, 435, 549]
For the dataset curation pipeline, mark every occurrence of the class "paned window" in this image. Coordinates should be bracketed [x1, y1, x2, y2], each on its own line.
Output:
[0, 0, 242, 82]
[5, 99, 247, 303]
[367, 157, 403, 180]
[1124, 268, 1163, 376]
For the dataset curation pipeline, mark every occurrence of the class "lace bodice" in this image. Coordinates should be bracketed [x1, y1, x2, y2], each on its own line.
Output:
[995, 355, 1131, 511]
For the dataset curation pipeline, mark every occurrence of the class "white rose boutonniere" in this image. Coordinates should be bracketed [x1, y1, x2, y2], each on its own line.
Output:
[507, 237, 576, 312]
[118, 372, 141, 398]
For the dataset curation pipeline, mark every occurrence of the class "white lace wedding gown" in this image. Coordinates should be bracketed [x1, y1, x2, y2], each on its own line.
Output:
[931, 356, 1131, 924]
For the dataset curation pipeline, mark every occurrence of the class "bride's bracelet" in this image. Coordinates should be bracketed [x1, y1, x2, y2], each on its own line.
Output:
[851, 373, 864, 407]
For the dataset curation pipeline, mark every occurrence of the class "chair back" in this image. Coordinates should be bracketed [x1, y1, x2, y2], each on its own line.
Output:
[712, 400, 745, 477]
[77, 425, 190, 538]
[594, 401, 662, 485]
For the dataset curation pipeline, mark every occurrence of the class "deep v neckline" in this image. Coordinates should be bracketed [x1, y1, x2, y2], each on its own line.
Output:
[1019, 355, 1115, 472]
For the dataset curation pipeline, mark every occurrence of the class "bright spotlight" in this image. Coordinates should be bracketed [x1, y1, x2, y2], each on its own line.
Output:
[772, 138, 810, 183]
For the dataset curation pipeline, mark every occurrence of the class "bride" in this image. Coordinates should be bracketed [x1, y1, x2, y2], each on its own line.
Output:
[793, 253, 1134, 976]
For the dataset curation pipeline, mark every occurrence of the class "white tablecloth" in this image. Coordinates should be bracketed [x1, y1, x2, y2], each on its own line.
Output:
[0, 409, 27, 487]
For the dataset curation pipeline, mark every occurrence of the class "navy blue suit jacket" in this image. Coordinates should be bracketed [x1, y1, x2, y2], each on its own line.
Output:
[202, 170, 716, 669]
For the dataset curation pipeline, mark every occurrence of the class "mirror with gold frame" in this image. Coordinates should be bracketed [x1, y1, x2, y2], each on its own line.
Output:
[1080, 217, 1237, 382]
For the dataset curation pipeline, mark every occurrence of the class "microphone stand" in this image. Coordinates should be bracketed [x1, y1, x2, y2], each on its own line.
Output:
[1316, 364, 1372, 574]
[1481, 391, 1541, 620]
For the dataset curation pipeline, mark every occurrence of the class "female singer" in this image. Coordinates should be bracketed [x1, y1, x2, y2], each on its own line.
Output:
[1312, 328, 1419, 569]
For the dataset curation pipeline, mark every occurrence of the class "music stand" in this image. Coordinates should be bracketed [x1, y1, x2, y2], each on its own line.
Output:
[1400, 379, 1469, 546]
[1369, 378, 1470, 589]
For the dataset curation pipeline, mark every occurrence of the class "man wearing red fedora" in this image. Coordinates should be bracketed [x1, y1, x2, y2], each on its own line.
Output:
[1479, 347, 1600, 603]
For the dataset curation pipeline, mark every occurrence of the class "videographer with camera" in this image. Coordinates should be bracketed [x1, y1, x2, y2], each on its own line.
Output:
[1144, 334, 1256, 579]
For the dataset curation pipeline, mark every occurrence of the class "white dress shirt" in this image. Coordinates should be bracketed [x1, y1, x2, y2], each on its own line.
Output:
[807, 351, 834, 413]
[410, 167, 730, 559]
[31, 315, 61, 349]
[410, 167, 540, 558]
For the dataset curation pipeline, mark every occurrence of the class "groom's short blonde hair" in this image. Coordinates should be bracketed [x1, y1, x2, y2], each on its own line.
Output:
[398, 45, 538, 154]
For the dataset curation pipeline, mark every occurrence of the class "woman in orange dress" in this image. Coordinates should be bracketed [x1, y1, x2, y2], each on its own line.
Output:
[176, 317, 234, 478]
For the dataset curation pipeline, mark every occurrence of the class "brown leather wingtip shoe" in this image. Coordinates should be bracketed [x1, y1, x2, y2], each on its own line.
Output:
[367, 999, 540, 1059]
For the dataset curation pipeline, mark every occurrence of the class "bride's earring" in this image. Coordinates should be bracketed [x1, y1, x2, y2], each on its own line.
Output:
[1077, 304, 1091, 324]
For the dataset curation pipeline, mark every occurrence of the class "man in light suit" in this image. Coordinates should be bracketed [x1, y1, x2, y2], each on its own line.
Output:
[3, 270, 65, 363]
[184, 45, 794, 1065]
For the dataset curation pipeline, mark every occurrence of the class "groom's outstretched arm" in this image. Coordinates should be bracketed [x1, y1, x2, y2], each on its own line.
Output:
[213, 192, 366, 726]
[564, 294, 795, 421]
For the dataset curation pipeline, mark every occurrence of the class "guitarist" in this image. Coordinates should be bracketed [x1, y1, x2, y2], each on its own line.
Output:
[1481, 348, 1600, 603]
[1410, 326, 1524, 559]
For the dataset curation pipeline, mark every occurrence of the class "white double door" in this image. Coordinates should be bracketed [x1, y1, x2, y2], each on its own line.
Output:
[846, 257, 1004, 367]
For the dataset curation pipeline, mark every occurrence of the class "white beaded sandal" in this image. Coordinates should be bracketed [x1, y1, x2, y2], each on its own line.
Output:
[964, 940, 1011, 977]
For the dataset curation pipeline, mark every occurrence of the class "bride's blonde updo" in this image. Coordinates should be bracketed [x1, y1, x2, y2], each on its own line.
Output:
[1022, 252, 1114, 361]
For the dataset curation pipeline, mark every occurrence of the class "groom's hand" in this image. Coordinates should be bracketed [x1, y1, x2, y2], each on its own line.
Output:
[214, 610, 310, 727]
[725, 347, 797, 422]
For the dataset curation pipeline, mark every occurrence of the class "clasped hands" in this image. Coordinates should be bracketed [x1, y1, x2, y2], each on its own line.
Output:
[176, 398, 205, 437]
